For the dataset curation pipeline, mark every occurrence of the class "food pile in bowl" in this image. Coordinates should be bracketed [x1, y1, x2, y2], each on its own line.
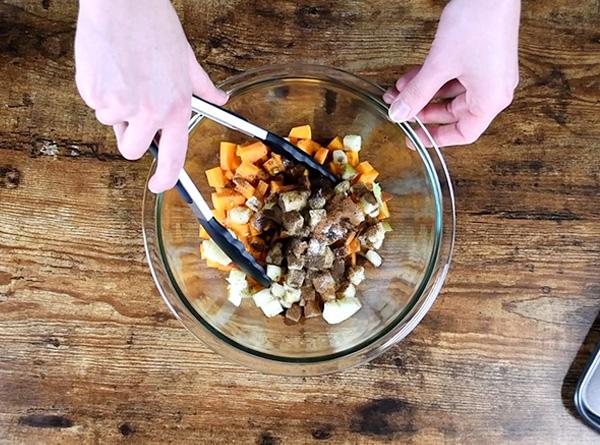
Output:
[199, 124, 393, 325]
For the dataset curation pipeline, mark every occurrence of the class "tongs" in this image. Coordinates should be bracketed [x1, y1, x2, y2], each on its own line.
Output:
[150, 96, 336, 288]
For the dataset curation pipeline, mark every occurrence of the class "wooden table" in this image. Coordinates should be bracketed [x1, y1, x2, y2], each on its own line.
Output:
[1, 1, 599, 443]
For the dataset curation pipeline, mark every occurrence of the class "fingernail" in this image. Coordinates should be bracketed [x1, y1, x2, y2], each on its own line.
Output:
[406, 139, 416, 151]
[216, 89, 229, 104]
[382, 89, 396, 104]
[389, 99, 412, 123]
[148, 176, 165, 194]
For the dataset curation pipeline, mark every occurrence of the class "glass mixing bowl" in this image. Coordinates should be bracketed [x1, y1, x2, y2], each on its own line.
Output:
[142, 64, 455, 375]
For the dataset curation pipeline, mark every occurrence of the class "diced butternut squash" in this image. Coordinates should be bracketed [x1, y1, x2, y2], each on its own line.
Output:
[199, 226, 210, 239]
[314, 147, 329, 165]
[237, 141, 269, 164]
[228, 222, 250, 239]
[218, 263, 234, 272]
[205, 166, 229, 188]
[356, 161, 375, 175]
[269, 181, 295, 194]
[327, 136, 344, 150]
[200, 243, 206, 259]
[249, 217, 261, 236]
[235, 162, 262, 182]
[270, 180, 284, 193]
[224, 170, 234, 180]
[378, 201, 390, 219]
[328, 162, 342, 176]
[296, 139, 321, 156]
[211, 190, 246, 212]
[220, 142, 240, 171]
[350, 253, 357, 267]
[346, 151, 359, 167]
[348, 238, 361, 255]
[212, 208, 226, 224]
[356, 169, 379, 185]
[345, 231, 357, 246]
[234, 178, 255, 199]
[288, 124, 312, 140]
[255, 180, 269, 199]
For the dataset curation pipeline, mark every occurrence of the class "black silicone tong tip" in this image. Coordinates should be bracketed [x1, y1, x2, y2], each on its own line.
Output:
[148, 141, 271, 289]
[264, 133, 338, 183]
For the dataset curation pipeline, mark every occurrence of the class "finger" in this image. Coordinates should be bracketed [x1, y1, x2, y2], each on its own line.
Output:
[389, 61, 452, 123]
[385, 78, 465, 105]
[96, 108, 126, 126]
[113, 122, 127, 144]
[416, 92, 469, 124]
[116, 119, 159, 160]
[413, 112, 494, 148]
[434, 80, 465, 99]
[416, 102, 457, 125]
[188, 47, 228, 106]
[394, 66, 421, 92]
[148, 117, 188, 193]
[383, 67, 421, 104]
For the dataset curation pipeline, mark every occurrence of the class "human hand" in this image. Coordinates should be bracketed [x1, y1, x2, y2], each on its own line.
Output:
[75, 0, 227, 192]
[384, 0, 520, 148]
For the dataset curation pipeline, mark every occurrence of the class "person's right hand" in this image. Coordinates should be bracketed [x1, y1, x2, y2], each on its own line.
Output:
[75, 0, 227, 192]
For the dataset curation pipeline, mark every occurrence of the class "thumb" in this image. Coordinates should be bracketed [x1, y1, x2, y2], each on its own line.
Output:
[389, 62, 450, 123]
[188, 47, 228, 106]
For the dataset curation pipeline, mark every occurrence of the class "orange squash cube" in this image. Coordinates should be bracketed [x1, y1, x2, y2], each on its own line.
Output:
[288, 124, 312, 140]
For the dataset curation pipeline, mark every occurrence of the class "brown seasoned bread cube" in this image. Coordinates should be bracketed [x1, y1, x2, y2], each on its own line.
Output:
[262, 205, 283, 225]
[279, 190, 310, 212]
[309, 190, 328, 209]
[322, 246, 334, 269]
[245, 196, 262, 212]
[312, 271, 336, 300]
[287, 252, 305, 270]
[301, 285, 316, 301]
[285, 269, 306, 288]
[307, 238, 326, 256]
[285, 304, 303, 323]
[316, 221, 348, 245]
[339, 197, 365, 227]
[288, 238, 308, 257]
[359, 222, 386, 250]
[303, 300, 322, 318]
[332, 245, 349, 260]
[331, 258, 346, 282]
[253, 211, 275, 232]
[266, 242, 284, 265]
[309, 209, 327, 229]
[307, 241, 334, 270]
[282, 211, 304, 235]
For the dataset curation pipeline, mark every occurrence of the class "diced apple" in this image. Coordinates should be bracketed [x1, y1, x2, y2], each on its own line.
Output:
[323, 297, 362, 324]
[261, 298, 284, 317]
[343, 135, 362, 152]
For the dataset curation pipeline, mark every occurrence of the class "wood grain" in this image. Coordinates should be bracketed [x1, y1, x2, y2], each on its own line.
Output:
[1, 0, 600, 443]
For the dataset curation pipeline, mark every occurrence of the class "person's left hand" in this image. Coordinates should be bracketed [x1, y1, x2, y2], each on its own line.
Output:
[383, 0, 520, 148]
